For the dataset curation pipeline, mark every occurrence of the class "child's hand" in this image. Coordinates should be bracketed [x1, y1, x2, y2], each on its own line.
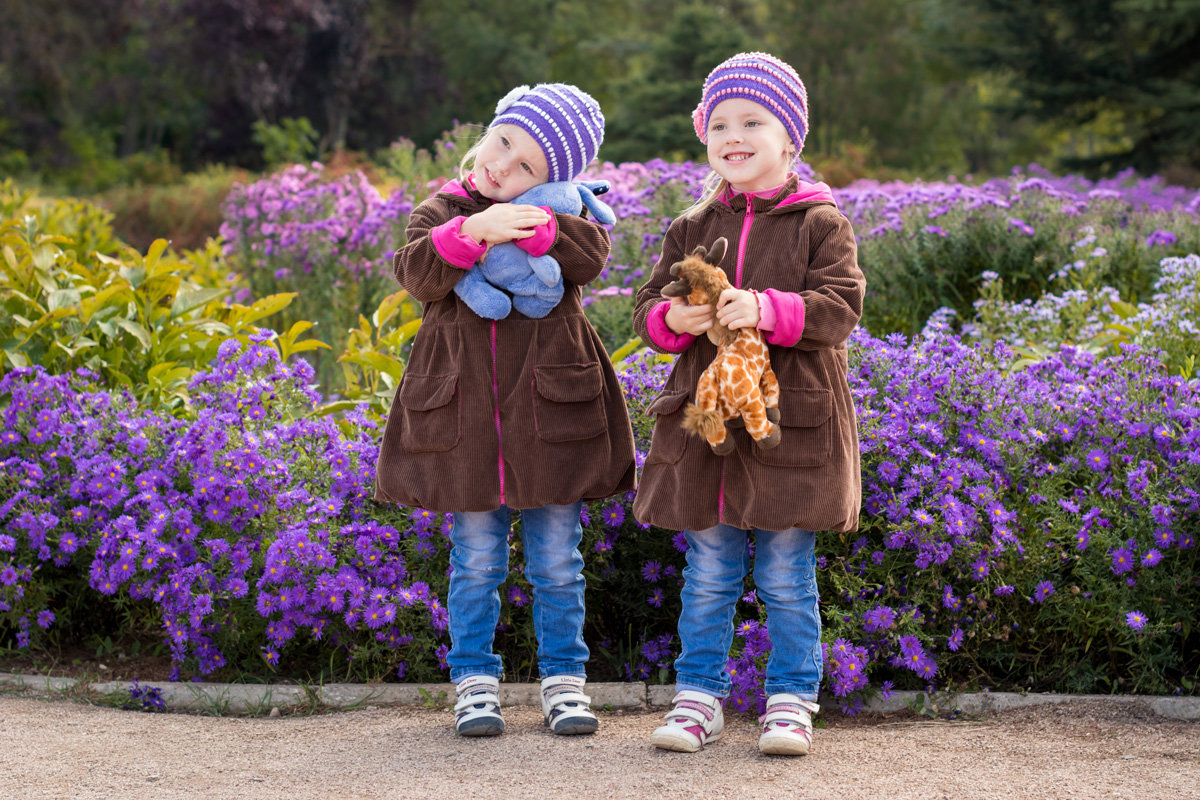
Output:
[716, 288, 760, 330]
[461, 204, 551, 246]
[665, 296, 714, 336]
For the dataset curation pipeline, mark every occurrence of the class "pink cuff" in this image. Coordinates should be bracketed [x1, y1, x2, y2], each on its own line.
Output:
[762, 288, 805, 346]
[514, 206, 557, 257]
[430, 217, 487, 269]
[646, 301, 697, 353]
[753, 290, 777, 332]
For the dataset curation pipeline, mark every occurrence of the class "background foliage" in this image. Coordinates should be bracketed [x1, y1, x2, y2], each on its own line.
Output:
[3, 0, 1198, 194]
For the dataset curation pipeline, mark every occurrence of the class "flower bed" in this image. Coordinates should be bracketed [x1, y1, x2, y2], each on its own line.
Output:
[4, 319, 1197, 706]
[3, 161, 1199, 711]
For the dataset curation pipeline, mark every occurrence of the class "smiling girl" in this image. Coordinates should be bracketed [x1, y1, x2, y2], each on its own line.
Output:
[632, 53, 866, 756]
[375, 83, 635, 739]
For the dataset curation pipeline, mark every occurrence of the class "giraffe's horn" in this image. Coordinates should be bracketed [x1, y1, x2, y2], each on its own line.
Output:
[706, 237, 728, 266]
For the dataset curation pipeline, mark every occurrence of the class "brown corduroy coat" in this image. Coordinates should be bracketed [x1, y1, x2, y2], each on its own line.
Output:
[632, 179, 864, 533]
[374, 184, 636, 512]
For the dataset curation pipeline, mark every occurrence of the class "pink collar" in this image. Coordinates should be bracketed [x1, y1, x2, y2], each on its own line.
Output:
[721, 174, 837, 207]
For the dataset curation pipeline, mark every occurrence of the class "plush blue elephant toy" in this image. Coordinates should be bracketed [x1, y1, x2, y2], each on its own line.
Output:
[454, 180, 617, 319]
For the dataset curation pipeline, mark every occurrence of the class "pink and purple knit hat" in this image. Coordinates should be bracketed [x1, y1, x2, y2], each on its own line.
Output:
[692, 52, 810, 153]
[490, 83, 605, 183]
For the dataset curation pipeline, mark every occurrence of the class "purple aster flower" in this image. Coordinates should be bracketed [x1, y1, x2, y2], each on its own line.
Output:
[1125, 611, 1147, 631]
[1084, 449, 1110, 472]
[1109, 546, 1135, 575]
[1032, 581, 1055, 603]
[1141, 549, 1162, 568]
[641, 560, 663, 583]
[947, 628, 964, 651]
[862, 606, 896, 632]
[647, 588, 663, 608]
[1008, 217, 1035, 236]
[507, 585, 530, 607]
[1144, 229, 1177, 247]
[602, 504, 625, 528]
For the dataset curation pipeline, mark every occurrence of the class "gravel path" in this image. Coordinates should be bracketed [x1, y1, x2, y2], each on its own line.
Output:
[2, 695, 1197, 799]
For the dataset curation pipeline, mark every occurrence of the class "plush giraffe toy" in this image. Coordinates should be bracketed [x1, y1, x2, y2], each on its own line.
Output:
[661, 237, 781, 455]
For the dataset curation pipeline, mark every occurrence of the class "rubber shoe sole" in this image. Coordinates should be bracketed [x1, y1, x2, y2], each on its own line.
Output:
[758, 728, 809, 755]
[550, 714, 599, 735]
[650, 725, 719, 753]
[457, 716, 505, 737]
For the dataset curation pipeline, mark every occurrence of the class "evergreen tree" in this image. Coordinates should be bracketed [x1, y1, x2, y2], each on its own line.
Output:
[946, 0, 1200, 173]
[602, 4, 751, 164]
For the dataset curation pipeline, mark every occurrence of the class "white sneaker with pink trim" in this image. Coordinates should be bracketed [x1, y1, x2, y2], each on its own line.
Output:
[758, 693, 818, 755]
[650, 690, 724, 752]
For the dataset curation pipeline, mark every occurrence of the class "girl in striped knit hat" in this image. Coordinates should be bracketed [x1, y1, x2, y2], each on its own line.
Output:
[633, 53, 866, 756]
[376, 84, 635, 738]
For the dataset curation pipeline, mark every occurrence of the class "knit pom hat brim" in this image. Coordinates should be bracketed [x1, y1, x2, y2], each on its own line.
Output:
[491, 83, 605, 183]
[692, 52, 809, 153]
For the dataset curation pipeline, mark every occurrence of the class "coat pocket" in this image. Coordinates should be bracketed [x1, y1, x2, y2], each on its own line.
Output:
[398, 373, 461, 453]
[531, 363, 607, 443]
[752, 387, 832, 468]
[644, 390, 691, 465]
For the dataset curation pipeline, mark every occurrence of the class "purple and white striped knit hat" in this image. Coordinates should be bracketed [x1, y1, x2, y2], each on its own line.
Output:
[692, 52, 810, 153]
[490, 83, 605, 183]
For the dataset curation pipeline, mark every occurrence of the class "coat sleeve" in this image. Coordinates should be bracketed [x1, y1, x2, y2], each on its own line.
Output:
[784, 207, 864, 349]
[633, 218, 698, 354]
[549, 213, 612, 287]
[392, 198, 474, 303]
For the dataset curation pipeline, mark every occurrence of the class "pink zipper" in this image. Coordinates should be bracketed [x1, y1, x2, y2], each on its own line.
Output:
[734, 199, 754, 288]
[491, 320, 505, 504]
[717, 458, 726, 523]
[720, 198, 756, 522]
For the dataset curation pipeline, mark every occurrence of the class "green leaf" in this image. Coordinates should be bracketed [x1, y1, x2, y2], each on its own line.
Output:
[47, 288, 82, 311]
[372, 291, 408, 329]
[140, 273, 181, 308]
[144, 238, 170, 271]
[1109, 299, 1138, 319]
[119, 261, 147, 289]
[340, 350, 405, 382]
[287, 339, 331, 354]
[170, 287, 227, 319]
[19, 307, 74, 339]
[114, 318, 152, 350]
[229, 292, 296, 327]
[610, 337, 645, 365]
[312, 400, 360, 417]
[79, 285, 134, 325]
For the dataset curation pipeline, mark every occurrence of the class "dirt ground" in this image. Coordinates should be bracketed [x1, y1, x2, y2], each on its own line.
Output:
[1, 692, 1197, 800]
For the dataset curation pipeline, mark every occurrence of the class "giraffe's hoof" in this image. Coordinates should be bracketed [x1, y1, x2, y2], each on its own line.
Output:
[756, 423, 782, 450]
[766, 406, 780, 424]
[711, 437, 736, 456]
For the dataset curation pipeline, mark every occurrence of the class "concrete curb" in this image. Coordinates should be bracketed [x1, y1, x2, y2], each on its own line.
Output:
[2, 672, 1197, 720]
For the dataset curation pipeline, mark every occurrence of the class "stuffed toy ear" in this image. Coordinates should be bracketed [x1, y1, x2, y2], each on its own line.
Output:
[706, 237, 728, 266]
[661, 279, 689, 298]
[576, 183, 616, 226]
[577, 179, 610, 196]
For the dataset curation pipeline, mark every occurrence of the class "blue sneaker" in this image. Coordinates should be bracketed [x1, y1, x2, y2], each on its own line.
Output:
[454, 675, 504, 737]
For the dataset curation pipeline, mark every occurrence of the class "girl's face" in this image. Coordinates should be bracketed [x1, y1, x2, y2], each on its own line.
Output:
[705, 98, 794, 193]
[472, 124, 549, 202]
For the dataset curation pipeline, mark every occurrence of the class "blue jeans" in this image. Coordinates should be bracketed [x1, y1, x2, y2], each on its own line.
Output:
[447, 502, 588, 683]
[674, 524, 822, 701]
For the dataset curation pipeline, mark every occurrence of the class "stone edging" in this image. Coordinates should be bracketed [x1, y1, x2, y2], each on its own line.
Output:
[2, 672, 1197, 720]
